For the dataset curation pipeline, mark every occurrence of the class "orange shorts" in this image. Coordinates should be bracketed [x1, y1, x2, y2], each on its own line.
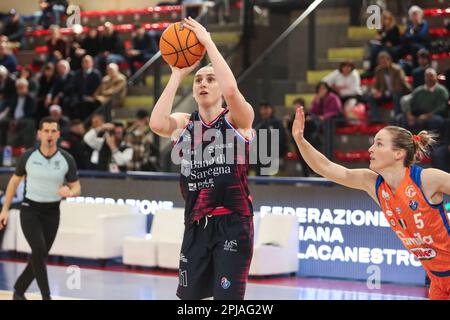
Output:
[429, 275, 450, 300]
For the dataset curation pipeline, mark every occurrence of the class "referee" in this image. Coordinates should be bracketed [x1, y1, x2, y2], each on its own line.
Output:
[0, 117, 81, 300]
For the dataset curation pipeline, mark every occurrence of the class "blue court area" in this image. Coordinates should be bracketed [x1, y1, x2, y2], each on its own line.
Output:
[0, 261, 427, 300]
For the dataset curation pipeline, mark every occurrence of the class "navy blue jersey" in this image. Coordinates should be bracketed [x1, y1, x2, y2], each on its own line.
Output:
[175, 109, 253, 226]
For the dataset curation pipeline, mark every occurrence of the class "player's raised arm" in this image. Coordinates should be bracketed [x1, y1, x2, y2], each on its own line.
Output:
[183, 17, 254, 130]
[292, 107, 378, 199]
[149, 63, 200, 138]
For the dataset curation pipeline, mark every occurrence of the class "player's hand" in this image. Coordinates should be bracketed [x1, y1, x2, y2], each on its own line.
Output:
[183, 17, 213, 47]
[292, 107, 305, 142]
[0, 210, 9, 230]
[170, 59, 202, 79]
[58, 185, 73, 198]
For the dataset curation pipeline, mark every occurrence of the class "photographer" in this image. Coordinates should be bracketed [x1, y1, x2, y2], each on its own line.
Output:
[83, 121, 133, 172]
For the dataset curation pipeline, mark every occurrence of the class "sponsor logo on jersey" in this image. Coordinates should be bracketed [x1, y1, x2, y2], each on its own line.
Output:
[396, 232, 434, 246]
[398, 219, 407, 229]
[409, 200, 419, 211]
[386, 210, 393, 216]
[224, 240, 238, 252]
[410, 248, 437, 260]
[395, 207, 402, 215]
[180, 253, 188, 263]
[382, 190, 390, 200]
[188, 183, 197, 191]
[221, 277, 231, 289]
[390, 219, 396, 227]
[406, 185, 417, 198]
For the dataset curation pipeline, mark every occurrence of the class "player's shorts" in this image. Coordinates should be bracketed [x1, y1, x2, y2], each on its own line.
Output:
[176, 213, 254, 300]
[428, 273, 450, 300]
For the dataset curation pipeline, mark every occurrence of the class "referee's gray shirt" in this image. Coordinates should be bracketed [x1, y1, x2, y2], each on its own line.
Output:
[15, 148, 78, 203]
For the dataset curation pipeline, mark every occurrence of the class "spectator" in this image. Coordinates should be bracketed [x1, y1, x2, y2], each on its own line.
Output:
[34, 0, 54, 30]
[60, 119, 90, 169]
[81, 113, 105, 166]
[322, 60, 363, 112]
[45, 24, 68, 61]
[81, 27, 100, 58]
[51, 59, 74, 112]
[93, 63, 127, 109]
[0, 65, 16, 109]
[399, 49, 432, 118]
[125, 109, 158, 171]
[1, 9, 25, 46]
[0, 78, 36, 147]
[36, 62, 56, 121]
[49, 104, 70, 137]
[411, 48, 431, 89]
[83, 121, 133, 172]
[98, 22, 125, 74]
[0, 41, 17, 73]
[402, 68, 448, 134]
[182, 0, 204, 19]
[67, 26, 85, 71]
[253, 102, 287, 176]
[394, 5, 430, 66]
[126, 23, 158, 75]
[287, 98, 315, 177]
[367, 51, 410, 123]
[45, 0, 69, 26]
[311, 81, 344, 159]
[18, 66, 39, 98]
[311, 81, 343, 121]
[367, 10, 400, 72]
[445, 68, 450, 94]
[71, 55, 102, 120]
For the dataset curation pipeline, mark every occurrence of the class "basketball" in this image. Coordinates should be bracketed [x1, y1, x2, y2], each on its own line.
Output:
[159, 22, 206, 68]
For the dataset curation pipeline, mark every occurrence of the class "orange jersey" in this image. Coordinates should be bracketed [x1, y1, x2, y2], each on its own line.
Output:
[376, 165, 450, 278]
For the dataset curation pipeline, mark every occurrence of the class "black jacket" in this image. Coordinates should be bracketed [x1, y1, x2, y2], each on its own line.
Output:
[7, 94, 36, 119]
[51, 71, 75, 106]
[72, 69, 102, 98]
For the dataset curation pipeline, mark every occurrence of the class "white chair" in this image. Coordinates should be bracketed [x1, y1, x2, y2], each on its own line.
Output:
[123, 208, 185, 268]
[16, 201, 146, 261]
[249, 213, 299, 276]
[155, 209, 186, 269]
[0, 209, 20, 252]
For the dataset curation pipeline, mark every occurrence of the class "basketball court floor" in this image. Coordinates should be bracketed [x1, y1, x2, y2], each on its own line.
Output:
[0, 260, 428, 300]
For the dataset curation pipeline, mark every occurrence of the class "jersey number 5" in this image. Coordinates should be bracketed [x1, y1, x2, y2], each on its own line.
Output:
[413, 213, 424, 229]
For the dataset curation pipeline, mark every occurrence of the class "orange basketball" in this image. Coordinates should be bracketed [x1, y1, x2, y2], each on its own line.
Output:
[159, 22, 205, 68]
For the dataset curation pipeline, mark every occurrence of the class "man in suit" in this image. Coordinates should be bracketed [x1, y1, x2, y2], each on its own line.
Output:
[0, 78, 37, 147]
[50, 59, 74, 115]
[71, 55, 102, 120]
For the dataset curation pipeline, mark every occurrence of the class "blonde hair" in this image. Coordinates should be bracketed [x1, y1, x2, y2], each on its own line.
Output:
[384, 126, 436, 166]
[195, 63, 213, 76]
[382, 10, 396, 30]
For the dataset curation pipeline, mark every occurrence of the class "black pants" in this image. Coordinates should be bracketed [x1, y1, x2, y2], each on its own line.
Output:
[176, 213, 254, 300]
[14, 199, 60, 298]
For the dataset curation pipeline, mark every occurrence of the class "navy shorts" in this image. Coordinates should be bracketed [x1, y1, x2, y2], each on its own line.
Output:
[176, 213, 254, 300]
